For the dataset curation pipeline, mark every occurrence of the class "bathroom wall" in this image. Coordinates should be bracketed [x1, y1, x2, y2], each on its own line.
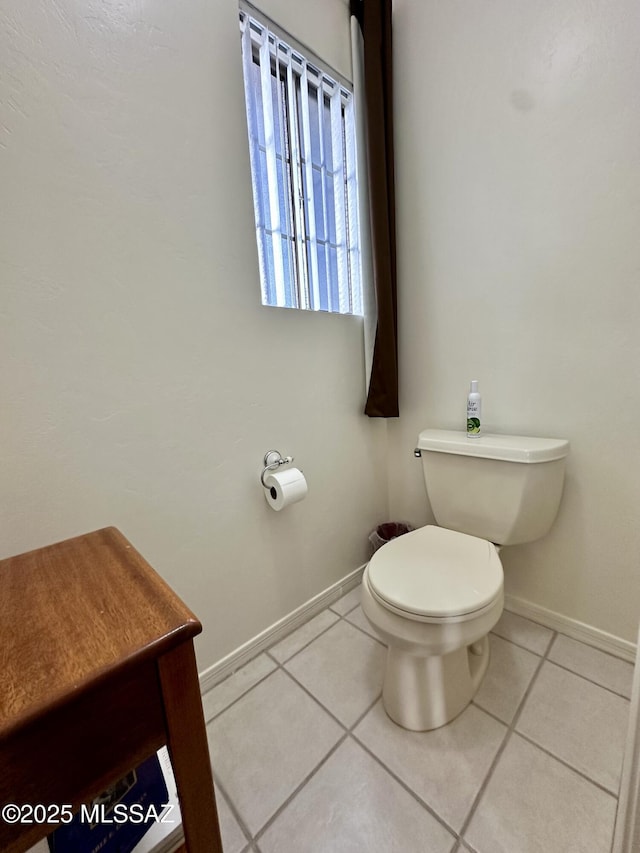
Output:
[0, 0, 387, 669]
[391, 0, 640, 643]
[4, 0, 636, 669]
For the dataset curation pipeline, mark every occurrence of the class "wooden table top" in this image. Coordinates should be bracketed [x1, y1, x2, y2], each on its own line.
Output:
[0, 527, 201, 739]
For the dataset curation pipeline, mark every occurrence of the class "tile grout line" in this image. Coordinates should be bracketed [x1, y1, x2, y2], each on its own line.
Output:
[340, 612, 387, 647]
[276, 659, 363, 731]
[542, 657, 633, 701]
[250, 677, 387, 847]
[513, 729, 621, 799]
[268, 609, 344, 664]
[206, 600, 378, 848]
[549, 631, 636, 665]
[455, 629, 559, 844]
[204, 605, 361, 726]
[468, 627, 553, 723]
[245, 644, 386, 845]
[206, 614, 364, 848]
[204, 600, 359, 711]
[260, 608, 387, 737]
[491, 630, 552, 657]
[349, 727, 461, 843]
[251, 731, 351, 846]
[212, 775, 255, 851]
[205, 664, 280, 725]
[496, 629, 626, 797]
[266, 599, 371, 667]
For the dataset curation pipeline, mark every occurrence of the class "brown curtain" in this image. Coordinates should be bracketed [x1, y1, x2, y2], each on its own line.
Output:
[352, 0, 398, 418]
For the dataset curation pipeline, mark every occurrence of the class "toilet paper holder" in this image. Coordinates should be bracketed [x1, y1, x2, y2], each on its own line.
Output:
[260, 450, 294, 488]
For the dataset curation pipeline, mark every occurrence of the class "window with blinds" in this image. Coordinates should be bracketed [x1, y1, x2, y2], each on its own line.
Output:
[239, 9, 362, 315]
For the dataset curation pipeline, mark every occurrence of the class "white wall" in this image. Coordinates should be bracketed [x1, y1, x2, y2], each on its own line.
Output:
[3, 0, 637, 668]
[392, 0, 640, 642]
[0, 0, 387, 669]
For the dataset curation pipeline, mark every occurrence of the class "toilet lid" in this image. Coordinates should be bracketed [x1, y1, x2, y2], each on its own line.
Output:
[367, 526, 503, 619]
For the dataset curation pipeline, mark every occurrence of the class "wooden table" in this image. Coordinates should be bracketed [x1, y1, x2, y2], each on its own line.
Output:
[0, 527, 223, 853]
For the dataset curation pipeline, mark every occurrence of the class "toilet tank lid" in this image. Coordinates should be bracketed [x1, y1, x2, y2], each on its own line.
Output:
[417, 429, 569, 463]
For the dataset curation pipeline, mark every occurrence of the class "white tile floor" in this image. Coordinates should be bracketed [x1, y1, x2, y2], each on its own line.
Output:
[203, 586, 633, 853]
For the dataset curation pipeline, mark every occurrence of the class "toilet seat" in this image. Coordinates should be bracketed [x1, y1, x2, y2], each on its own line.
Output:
[367, 525, 503, 624]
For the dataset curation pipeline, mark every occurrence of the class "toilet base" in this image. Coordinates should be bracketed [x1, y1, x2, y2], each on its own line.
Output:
[381, 636, 490, 731]
[360, 564, 503, 732]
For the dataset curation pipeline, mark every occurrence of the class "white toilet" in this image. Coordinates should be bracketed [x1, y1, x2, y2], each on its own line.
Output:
[361, 428, 569, 731]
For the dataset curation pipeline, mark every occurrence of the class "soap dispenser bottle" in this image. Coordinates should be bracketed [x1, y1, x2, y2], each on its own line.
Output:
[467, 380, 481, 437]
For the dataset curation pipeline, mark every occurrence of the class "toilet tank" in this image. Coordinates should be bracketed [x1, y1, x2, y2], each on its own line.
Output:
[416, 429, 569, 546]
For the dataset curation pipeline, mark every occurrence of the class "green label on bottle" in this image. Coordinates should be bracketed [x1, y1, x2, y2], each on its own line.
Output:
[467, 417, 481, 435]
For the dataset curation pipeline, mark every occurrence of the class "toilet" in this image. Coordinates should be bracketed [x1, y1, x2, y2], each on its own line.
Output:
[361, 428, 569, 731]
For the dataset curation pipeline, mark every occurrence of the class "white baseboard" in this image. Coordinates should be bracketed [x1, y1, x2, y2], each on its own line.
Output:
[505, 593, 637, 663]
[199, 564, 366, 694]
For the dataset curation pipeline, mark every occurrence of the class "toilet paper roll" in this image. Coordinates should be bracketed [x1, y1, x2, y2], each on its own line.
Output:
[264, 467, 308, 511]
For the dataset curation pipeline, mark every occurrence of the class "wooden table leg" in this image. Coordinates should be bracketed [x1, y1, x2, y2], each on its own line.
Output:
[158, 641, 223, 853]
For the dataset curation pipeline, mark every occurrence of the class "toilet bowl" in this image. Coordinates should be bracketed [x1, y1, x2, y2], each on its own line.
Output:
[361, 524, 504, 731]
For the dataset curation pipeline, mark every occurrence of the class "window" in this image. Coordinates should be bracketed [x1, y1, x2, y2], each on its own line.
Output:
[239, 9, 362, 315]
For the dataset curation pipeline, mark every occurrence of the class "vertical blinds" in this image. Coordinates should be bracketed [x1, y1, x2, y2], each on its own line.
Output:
[240, 9, 362, 314]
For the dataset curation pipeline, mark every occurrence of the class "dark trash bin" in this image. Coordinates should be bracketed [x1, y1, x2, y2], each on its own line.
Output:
[369, 522, 414, 553]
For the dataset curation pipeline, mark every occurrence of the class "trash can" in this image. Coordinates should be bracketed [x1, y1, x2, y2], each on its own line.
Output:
[369, 522, 414, 554]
